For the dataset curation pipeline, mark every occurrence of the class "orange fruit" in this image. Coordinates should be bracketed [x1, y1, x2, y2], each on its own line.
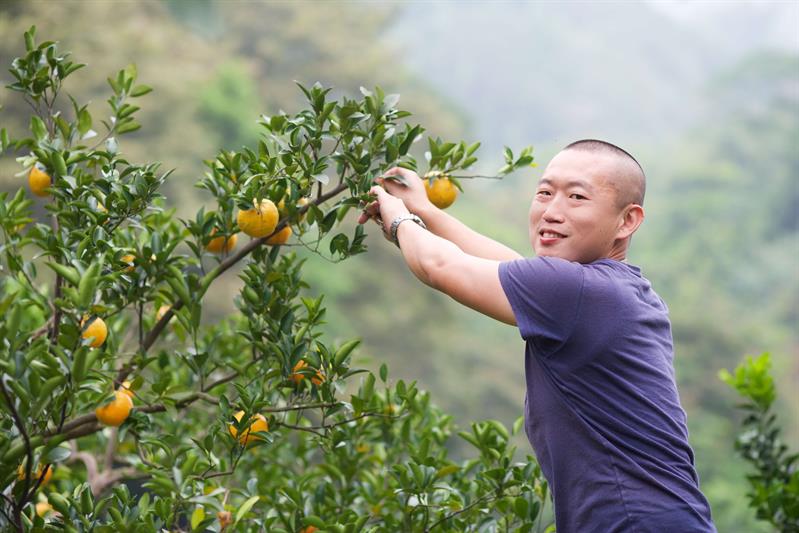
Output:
[218, 510, 233, 529]
[81, 316, 107, 348]
[28, 167, 51, 197]
[17, 464, 53, 486]
[265, 226, 292, 245]
[237, 199, 278, 238]
[228, 410, 269, 446]
[206, 229, 238, 254]
[296, 197, 310, 221]
[424, 174, 457, 209]
[299, 527, 318, 533]
[278, 196, 310, 222]
[120, 254, 136, 272]
[95, 390, 133, 426]
[290, 360, 325, 386]
[35, 501, 54, 517]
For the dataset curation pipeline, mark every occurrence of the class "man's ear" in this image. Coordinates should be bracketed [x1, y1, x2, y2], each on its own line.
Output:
[616, 204, 644, 240]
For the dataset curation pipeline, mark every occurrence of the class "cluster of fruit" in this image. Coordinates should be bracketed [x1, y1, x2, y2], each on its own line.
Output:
[26, 166, 309, 255]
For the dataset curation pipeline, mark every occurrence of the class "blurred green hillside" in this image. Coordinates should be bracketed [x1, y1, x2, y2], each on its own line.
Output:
[1, 2, 796, 532]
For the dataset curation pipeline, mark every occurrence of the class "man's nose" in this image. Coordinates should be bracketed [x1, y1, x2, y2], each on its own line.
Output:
[542, 196, 566, 223]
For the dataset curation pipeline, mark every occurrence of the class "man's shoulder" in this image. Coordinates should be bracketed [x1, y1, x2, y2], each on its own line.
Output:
[499, 255, 584, 290]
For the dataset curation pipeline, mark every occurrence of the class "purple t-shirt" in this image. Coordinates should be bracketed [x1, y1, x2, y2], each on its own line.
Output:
[498, 256, 716, 533]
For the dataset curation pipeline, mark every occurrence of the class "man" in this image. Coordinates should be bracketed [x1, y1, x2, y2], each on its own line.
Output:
[357, 140, 716, 532]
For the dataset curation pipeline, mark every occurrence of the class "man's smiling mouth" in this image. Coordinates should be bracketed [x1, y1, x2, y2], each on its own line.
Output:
[540, 229, 566, 239]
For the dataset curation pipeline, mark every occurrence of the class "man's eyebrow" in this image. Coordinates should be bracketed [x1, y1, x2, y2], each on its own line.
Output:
[537, 177, 594, 191]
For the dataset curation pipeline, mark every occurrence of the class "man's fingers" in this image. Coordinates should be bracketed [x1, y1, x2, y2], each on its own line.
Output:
[358, 199, 382, 225]
[382, 166, 411, 178]
[370, 185, 394, 199]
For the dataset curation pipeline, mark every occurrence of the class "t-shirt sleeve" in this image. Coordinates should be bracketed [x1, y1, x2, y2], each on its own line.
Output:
[498, 256, 584, 356]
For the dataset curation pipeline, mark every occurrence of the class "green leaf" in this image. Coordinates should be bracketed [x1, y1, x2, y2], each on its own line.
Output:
[5, 304, 22, 339]
[72, 347, 88, 382]
[116, 120, 141, 135]
[123, 63, 137, 83]
[24, 26, 36, 52]
[512, 415, 525, 436]
[435, 464, 460, 479]
[130, 84, 153, 97]
[46, 262, 80, 287]
[48, 493, 70, 516]
[52, 151, 67, 177]
[45, 445, 71, 463]
[304, 515, 327, 528]
[77, 260, 102, 309]
[333, 339, 360, 368]
[191, 506, 205, 529]
[77, 108, 92, 136]
[234, 495, 259, 523]
[31, 116, 47, 140]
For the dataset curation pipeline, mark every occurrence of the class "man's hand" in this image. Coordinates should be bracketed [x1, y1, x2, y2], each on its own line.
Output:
[358, 167, 433, 228]
[379, 167, 435, 216]
[358, 184, 411, 243]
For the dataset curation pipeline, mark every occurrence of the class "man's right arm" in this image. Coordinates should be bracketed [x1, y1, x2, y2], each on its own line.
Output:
[369, 167, 523, 261]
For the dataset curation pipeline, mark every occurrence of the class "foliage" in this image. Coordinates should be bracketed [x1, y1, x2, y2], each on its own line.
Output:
[719, 353, 799, 532]
[0, 27, 545, 532]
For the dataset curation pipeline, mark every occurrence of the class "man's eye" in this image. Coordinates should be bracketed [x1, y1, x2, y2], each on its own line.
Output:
[536, 190, 551, 196]
[570, 193, 586, 200]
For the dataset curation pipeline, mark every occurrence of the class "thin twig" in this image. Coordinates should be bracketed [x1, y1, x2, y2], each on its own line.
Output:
[450, 174, 504, 180]
[425, 493, 495, 532]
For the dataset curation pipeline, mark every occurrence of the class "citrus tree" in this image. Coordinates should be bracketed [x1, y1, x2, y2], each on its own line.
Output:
[0, 28, 547, 532]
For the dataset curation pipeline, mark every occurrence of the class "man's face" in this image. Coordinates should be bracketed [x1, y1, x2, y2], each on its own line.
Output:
[528, 149, 627, 263]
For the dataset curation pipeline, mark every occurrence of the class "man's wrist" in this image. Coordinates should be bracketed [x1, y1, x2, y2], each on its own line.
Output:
[390, 213, 426, 247]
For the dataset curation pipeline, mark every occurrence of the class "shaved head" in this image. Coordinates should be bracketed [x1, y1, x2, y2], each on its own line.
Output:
[562, 139, 646, 209]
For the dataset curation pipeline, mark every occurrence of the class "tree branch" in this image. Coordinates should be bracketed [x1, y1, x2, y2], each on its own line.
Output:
[0, 378, 31, 528]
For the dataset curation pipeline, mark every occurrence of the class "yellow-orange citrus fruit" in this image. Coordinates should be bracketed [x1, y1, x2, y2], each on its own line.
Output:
[297, 197, 310, 221]
[119, 380, 135, 399]
[228, 410, 269, 446]
[81, 316, 107, 348]
[17, 464, 53, 486]
[424, 175, 458, 209]
[35, 501, 54, 517]
[290, 360, 325, 386]
[218, 510, 233, 529]
[265, 226, 292, 245]
[95, 390, 133, 426]
[237, 199, 278, 238]
[28, 167, 51, 197]
[206, 229, 238, 254]
[356, 443, 369, 453]
[97, 202, 108, 214]
[300, 526, 318, 533]
[120, 254, 136, 272]
[278, 196, 310, 221]
[156, 304, 171, 321]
